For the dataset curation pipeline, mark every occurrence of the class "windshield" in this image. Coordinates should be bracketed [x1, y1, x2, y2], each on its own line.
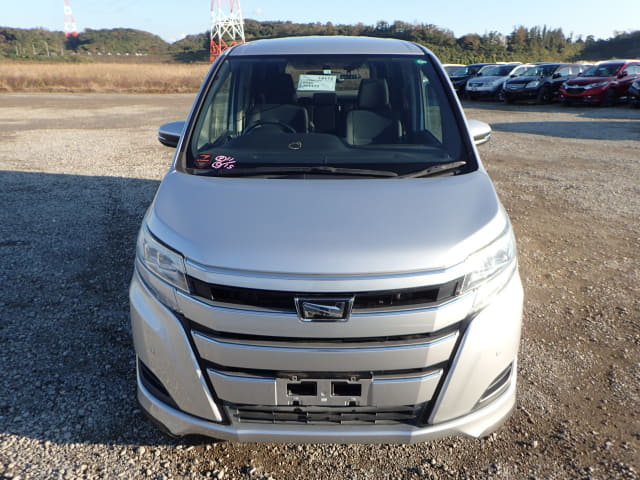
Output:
[444, 65, 463, 76]
[479, 65, 518, 77]
[581, 63, 623, 77]
[522, 64, 559, 77]
[185, 54, 471, 177]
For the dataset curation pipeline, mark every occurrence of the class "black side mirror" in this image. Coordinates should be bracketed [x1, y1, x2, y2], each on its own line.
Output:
[552, 72, 561, 79]
[618, 71, 628, 78]
[158, 121, 185, 148]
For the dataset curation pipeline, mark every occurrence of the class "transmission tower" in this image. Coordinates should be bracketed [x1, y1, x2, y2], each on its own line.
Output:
[63, 0, 79, 37]
[210, 0, 245, 63]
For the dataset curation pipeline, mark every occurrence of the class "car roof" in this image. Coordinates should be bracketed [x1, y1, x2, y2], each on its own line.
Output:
[229, 36, 427, 56]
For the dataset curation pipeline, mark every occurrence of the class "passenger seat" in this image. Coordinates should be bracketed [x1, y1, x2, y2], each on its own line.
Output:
[344, 79, 401, 145]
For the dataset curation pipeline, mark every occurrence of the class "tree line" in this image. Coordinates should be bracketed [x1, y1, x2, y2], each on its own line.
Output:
[1, 22, 638, 63]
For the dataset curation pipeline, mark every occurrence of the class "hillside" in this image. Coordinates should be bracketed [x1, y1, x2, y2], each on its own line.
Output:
[1, 23, 638, 64]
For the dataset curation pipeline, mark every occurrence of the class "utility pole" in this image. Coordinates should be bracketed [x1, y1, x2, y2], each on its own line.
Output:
[63, 0, 79, 38]
[210, 0, 245, 63]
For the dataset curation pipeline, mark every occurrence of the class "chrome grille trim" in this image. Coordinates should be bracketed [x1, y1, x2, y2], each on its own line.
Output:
[192, 330, 458, 372]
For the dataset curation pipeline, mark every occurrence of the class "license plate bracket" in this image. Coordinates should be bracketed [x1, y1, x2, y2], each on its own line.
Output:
[276, 376, 371, 406]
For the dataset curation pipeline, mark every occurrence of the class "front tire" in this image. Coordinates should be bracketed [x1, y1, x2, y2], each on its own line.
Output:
[602, 88, 617, 107]
[536, 86, 551, 105]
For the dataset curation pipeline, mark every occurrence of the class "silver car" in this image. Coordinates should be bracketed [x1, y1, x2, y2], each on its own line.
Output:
[130, 36, 523, 443]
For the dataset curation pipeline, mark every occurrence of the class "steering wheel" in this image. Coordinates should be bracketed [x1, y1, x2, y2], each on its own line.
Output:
[243, 121, 297, 135]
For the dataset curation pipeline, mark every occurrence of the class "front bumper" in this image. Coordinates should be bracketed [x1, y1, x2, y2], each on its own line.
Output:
[503, 87, 539, 100]
[465, 84, 501, 98]
[130, 267, 523, 443]
[560, 87, 607, 103]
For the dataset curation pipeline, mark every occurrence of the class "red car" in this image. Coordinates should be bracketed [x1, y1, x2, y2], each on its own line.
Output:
[559, 60, 640, 106]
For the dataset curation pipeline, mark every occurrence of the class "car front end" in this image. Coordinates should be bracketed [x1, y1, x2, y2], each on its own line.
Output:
[503, 76, 545, 102]
[130, 36, 523, 443]
[559, 77, 612, 104]
[465, 76, 506, 99]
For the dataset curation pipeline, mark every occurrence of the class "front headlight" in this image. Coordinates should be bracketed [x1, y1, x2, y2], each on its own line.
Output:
[461, 226, 517, 312]
[526, 80, 540, 89]
[135, 225, 188, 309]
[587, 81, 608, 88]
[561, 82, 569, 89]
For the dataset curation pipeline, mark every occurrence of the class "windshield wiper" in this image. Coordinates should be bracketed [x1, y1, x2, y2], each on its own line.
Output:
[206, 165, 399, 178]
[398, 161, 467, 179]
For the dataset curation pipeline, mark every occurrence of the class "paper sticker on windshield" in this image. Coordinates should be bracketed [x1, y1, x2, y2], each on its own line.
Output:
[211, 155, 236, 170]
[194, 153, 213, 168]
[297, 74, 337, 92]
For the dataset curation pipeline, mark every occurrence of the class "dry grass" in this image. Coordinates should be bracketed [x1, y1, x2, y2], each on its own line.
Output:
[0, 62, 211, 93]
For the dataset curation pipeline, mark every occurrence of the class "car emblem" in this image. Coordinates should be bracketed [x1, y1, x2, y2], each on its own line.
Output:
[294, 297, 354, 322]
[288, 141, 303, 150]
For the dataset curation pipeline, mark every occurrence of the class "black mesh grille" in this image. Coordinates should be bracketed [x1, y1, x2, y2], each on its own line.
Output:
[227, 404, 425, 425]
[188, 277, 462, 312]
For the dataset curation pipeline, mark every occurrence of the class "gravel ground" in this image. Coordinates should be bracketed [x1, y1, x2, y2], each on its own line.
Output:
[0, 94, 638, 480]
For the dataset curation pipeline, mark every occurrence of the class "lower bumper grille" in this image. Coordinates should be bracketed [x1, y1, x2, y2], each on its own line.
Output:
[227, 404, 425, 426]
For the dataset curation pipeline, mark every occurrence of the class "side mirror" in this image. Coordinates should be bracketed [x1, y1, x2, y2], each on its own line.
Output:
[467, 119, 491, 146]
[552, 72, 561, 79]
[476, 72, 483, 77]
[158, 121, 185, 148]
[618, 70, 628, 78]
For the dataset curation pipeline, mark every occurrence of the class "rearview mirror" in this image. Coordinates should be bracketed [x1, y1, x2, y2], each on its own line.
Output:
[467, 119, 492, 146]
[158, 121, 185, 148]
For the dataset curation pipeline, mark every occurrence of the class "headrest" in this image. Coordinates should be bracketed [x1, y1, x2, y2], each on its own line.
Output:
[357, 79, 390, 109]
[263, 73, 296, 104]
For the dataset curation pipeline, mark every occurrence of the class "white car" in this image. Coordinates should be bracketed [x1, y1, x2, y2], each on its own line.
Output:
[466, 63, 530, 100]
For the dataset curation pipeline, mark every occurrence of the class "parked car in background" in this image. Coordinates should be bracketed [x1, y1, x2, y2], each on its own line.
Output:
[627, 78, 640, 107]
[559, 60, 640, 106]
[466, 63, 529, 101]
[443, 64, 464, 76]
[133, 35, 523, 444]
[448, 63, 497, 97]
[503, 63, 589, 104]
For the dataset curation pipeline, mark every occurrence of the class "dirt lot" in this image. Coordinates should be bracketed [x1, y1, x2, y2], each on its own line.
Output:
[0, 94, 638, 480]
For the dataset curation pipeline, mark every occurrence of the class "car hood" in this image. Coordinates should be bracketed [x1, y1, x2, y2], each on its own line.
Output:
[469, 75, 507, 83]
[507, 75, 544, 84]
[567, 76, 613, 85]
[147, 170, 506, 275]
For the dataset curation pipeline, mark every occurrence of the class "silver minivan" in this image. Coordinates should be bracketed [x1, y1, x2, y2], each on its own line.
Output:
[130, 36, 523, 443]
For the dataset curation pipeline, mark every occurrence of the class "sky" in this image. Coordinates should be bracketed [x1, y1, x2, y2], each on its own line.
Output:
[5, 0, 639, 43]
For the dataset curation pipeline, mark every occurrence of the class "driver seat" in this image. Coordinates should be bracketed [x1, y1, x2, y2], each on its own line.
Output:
[246, 73, 309, 133]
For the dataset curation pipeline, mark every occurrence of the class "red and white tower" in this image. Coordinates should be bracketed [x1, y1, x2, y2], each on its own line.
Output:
[210, 0, 245, 63]
[63, 0, 79, 37]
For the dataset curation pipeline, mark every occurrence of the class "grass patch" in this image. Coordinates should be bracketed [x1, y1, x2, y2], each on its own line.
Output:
[0, 62, 211, 93]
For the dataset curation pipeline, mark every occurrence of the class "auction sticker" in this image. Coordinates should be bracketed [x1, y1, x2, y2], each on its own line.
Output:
[194, 153, 213, 168]
[297, 74, 337, 92]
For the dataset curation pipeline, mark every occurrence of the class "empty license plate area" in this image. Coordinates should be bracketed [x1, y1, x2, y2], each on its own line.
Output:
[276, 376, 371, 406]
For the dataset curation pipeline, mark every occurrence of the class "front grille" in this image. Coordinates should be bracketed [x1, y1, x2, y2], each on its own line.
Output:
[188, 277, 462, 313]
[227, 404, 425, 425]
[566, 87, 584, 94]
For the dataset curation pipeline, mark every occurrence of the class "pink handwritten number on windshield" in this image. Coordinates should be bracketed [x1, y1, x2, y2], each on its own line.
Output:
[211, 155, 236, 169]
